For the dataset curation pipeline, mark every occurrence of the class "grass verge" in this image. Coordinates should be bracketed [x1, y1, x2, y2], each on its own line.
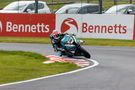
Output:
[0, 37, 135, 47]
[0, 50, 79, 84]
[80, 38, 135, 47]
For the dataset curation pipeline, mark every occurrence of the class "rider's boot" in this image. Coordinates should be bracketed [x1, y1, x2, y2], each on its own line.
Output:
[57, 51, 62, 57]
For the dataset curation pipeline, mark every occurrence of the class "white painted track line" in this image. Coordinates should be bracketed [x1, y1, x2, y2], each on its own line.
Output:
[0, 59, 99, 87]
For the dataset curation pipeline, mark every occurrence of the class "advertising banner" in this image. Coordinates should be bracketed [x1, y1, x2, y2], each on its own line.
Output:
[0, 14, 134, 40]
[56, 14, 134, 40]
[0, 14, 55, 37]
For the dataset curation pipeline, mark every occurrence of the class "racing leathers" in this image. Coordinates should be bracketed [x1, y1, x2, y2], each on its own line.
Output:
[50, 33, 65, 56]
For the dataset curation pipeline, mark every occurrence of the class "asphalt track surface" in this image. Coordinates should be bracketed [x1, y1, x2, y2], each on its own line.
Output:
[0, 43, 135, 90]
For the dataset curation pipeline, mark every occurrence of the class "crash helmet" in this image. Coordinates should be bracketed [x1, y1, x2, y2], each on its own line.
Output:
[52, 30, 60, 39]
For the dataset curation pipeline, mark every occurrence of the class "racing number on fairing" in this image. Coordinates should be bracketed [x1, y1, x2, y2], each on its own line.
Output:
[67, 35, 76, 44]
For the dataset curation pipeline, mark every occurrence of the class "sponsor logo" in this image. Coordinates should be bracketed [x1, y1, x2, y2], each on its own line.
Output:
[60, 18, 78, 34]
[82, 23, 127, 34]
[6, 21, 50, 33]
[0, 21, 2, 32]
[60, 18, 127, 34]
[0, 21, 50, 33]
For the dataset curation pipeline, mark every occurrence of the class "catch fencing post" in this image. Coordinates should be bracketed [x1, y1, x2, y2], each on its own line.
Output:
[130, 0, 132, 3]
[35, 0, 38, 13]
[99, 0, 102, 14]
[114, 0, 117, 5]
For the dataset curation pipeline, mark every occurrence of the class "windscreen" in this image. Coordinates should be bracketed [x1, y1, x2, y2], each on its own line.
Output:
[105, 5, 129, 14]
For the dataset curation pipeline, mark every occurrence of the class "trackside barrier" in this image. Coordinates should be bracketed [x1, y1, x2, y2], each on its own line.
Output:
[0, 14, 55, 37]
[133, 16, 135, 40]
[0, 13, 135, 40]
[56, 14, 135, 40]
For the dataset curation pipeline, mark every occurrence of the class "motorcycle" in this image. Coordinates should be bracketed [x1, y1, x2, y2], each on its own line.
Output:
[51, 34, 91, 58]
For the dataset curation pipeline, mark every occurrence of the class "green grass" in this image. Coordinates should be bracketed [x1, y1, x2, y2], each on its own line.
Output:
[0, 37, 135, 47]
[0, 50, 79, 84]
[0, 1, 11, 9]
[80, 38, 135, 47]
[0, 37, 51, 44]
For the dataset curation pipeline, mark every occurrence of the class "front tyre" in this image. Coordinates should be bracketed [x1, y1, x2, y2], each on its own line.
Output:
[79, 47, 91, 58]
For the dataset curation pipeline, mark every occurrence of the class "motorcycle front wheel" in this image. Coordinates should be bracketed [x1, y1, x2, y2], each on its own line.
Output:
[78, 46, 91, 58]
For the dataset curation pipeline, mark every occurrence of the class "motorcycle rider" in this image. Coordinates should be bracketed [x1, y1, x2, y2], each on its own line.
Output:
[50, 30, 65, 56]
[50, 30, 91, 58]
